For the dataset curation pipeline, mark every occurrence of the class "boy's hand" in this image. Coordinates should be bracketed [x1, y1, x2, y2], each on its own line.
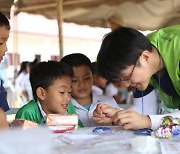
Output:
[112, 108, 151, 130]
[93, 104, 120, 124]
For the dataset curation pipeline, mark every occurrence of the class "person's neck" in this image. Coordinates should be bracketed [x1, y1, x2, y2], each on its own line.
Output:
[74, 94, 92, 106]
[39, 100, 53, 115]
[151, 46, 165, 76]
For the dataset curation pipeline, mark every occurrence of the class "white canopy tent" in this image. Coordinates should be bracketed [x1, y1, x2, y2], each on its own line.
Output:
[1, 0, 180, 58]
[13, 0, 180, 30]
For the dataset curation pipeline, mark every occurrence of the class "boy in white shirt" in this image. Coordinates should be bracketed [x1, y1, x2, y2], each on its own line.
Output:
[61, 53, 120, 127]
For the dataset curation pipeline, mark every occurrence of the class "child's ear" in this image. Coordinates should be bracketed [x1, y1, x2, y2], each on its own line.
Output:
[36, 87, 46, 100]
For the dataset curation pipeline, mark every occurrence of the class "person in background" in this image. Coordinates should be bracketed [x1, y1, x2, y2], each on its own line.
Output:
[61, 53, 120, 127]
[33, 54, 41, 64]
[15, 61, 30, 103]
[0, 54, 17, 108]
[15, 61, 77, 125]
[93, 26, 180, 130]
[0, 54, 10, 89]
[92, 62, 128, 104]
[19, 56, 41, 102]
[20, 61, 38, 102]
[91, 62, 107, 95]
[105, 81, 128, 104]
[0, 12, 11, 129]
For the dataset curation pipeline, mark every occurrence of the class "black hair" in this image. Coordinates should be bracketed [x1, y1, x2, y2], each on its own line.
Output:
[30, 61, 73, 101]
[0, 12, 10, 30]
[61, 53, 92, 71]
[91, 62, 98, 75]
[97, 27, 152, 81]
[17, 61, 30, 76]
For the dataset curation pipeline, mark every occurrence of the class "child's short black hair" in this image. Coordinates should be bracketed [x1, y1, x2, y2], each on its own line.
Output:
[0, 12, 10, 30]
[91, 62, 98, 75]
[61, 53, 92, 71]
[30, 61, 73, 101]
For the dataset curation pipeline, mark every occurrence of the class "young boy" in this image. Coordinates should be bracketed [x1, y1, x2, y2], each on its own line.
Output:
[61, 53, 120, 127]
[15, 61, 75, 124]
[0, 12, 10, 129]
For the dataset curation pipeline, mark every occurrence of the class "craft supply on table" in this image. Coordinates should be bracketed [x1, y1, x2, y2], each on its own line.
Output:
[46, 114, 78, 133]
[92, 127, 111, 133]
[131, 136, 160, 154]
[134, 128, 153, 136]
[152, 116, 180, 139]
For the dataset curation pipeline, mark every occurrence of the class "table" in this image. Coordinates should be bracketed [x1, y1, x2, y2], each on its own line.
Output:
[0, 126, 179, 154]
[52, 126, 180, 154]
[52, 126, 161, 154]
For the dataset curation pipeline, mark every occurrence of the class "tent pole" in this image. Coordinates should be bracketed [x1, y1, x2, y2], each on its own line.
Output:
[11, 6, 18, 68]
[57, 0, 63, 59]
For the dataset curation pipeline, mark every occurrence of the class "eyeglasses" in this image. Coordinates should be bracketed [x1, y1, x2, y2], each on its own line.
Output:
[120, 64, 136, 83]
[118, 59, 139, 84]
[111, 61, 138, 84]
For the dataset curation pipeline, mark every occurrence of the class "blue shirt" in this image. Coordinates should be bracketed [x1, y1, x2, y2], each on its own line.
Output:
[83, 105, 91, 111]
[0, 79, 9, 112]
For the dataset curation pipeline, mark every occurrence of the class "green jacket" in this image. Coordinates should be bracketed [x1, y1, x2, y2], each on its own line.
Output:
[16, 100, 84, 127]
[147, 25, 180, 109]
[16, 100, 45, 124]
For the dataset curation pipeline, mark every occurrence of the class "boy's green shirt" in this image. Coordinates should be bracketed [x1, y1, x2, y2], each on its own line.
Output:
[15, 100, 44, 124]
[15, 100, 84, 127]
[147, 25, 180, 109]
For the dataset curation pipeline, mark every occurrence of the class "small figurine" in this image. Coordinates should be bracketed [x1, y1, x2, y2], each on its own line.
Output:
[152, 116, 180, 139]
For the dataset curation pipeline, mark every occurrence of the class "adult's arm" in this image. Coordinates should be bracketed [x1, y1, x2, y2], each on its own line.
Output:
[0, 108, 9, 130]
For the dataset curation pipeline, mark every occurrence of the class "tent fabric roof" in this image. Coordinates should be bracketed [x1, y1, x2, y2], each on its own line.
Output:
[1, 0, 180, 30]
[0, 0, 14, 17]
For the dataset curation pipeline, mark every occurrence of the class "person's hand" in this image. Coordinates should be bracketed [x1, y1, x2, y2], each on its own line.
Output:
[93, 104, 120, 124]
[0, 108, 9, 130]
[112, 108, 151, 130]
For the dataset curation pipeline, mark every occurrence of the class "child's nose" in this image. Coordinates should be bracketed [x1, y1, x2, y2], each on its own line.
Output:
[79, 79, 85, 86]
[65, 94, 71, 102]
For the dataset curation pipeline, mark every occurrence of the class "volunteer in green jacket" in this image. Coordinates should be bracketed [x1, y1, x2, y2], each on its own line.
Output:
[93, 25, 180, 130]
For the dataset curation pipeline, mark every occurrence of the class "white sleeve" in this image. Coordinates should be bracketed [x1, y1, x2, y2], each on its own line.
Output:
[130, 90, 157, 115]
[105, 83, 118, 97]
[149, 111, 180, 130]
[21, 74, 29, 91]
